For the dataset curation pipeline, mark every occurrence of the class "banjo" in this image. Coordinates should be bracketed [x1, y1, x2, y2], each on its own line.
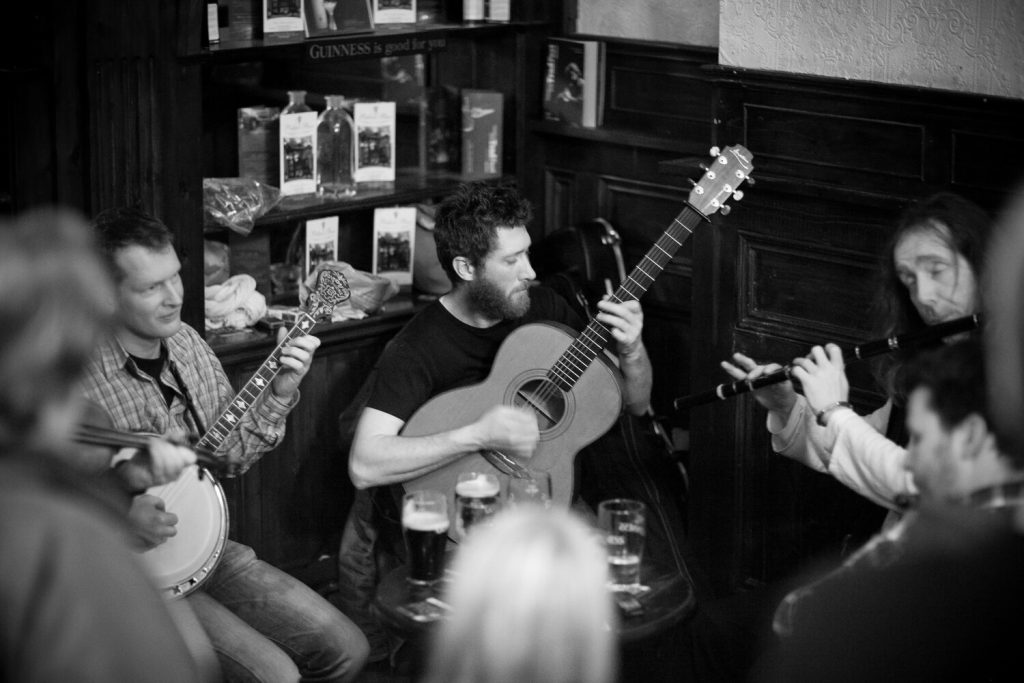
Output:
[91, 268, 349, 598]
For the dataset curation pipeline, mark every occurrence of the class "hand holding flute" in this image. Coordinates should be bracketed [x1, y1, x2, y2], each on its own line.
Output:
[719, 353, 800, 415]
[684, 314, 981, 412]
[723, 343, 852, 425]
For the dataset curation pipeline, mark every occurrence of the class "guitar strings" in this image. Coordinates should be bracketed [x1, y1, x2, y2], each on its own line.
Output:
[529, 209, 698, 414]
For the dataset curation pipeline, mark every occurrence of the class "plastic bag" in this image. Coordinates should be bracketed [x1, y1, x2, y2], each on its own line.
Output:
[203, 177, 281, 235]
[300, 261, 399, 321]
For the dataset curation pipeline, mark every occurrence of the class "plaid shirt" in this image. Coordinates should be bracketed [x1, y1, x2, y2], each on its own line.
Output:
[966, 479, 1024, 513]
[79, 322, 295, 474]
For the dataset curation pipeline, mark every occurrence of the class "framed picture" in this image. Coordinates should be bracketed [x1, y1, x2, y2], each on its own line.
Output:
[303, 0, 374, 38]
[263, 0, 304, 35]
[373, 0, 416, 25]
[372, 206, 416, 288]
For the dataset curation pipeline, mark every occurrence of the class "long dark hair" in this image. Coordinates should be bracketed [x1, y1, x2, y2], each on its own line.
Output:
[870, 192, 991, 404]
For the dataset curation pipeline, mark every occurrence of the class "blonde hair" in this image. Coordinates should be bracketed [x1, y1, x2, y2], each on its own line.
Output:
[424, 506, 617, 683]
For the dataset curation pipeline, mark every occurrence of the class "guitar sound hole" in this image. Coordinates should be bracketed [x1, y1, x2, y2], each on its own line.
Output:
[513, 379, 565, 431]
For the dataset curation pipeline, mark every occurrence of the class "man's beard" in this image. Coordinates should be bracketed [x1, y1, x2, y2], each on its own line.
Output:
[467, 276, 531, 320]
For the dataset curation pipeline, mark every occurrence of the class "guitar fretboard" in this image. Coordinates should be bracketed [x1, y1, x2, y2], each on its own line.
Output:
[195, 313, 316, 453]
[547, 204, 707, 391]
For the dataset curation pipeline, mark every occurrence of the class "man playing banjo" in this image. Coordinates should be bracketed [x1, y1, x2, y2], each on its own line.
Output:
[81, 207, 369, 683]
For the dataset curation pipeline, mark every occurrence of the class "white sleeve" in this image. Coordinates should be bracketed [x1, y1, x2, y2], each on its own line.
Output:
[823, 402, 915, 511]
[769, 397, 914, 510]
[768, 395, 828, 472]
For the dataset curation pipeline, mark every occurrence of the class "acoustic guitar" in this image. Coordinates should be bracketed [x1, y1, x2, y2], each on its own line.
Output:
[87, 268, 350, 598]
[402, 145, 755, 519]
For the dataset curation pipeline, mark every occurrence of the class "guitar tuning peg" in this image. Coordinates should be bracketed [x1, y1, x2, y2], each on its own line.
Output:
[745, 175, 756, 186]
[720, 205, 732, 216]
[699, 163, 709, 172]
[733, 190, 744, 201]
[709, 146, 720, 157]
[687, 177, 697, 187]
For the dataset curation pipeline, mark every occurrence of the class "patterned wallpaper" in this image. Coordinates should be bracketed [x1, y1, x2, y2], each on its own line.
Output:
[719, 0, 1024, 99]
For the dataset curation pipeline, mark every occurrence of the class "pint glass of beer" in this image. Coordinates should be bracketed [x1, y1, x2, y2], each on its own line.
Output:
[598, 498, 646, 592]
[402, 490, 450, 584]
[507, 470, 552, 508]
[454, 471, 501, 540]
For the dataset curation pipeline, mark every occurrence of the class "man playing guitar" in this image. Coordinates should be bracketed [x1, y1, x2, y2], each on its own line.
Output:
[80, 207, 369, 683]
[349, 183, 652, 487]
[340, 182, 653, 660]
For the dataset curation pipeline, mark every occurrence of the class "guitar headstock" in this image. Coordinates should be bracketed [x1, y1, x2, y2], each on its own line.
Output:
[305, 268, 352, 321]
[687, 144, 755, 217]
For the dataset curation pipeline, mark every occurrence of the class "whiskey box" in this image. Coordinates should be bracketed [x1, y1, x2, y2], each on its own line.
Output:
[279, 109, 318, 195]
[237, 105, 279, 186]
[354, 101, 397, 183]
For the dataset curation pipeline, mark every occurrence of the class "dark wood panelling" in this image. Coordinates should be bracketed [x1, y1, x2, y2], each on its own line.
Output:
[598, 176, 696, 423]
[219, 310, 413, 573]
[602, 43, 714, 146]
[86, 2, 204, 330]
[543, 167, 578, 234]
[598, 176, 693, 312]
[738, 232, 877, 340]
[951, 129, 1024, 193]
[714, 67, 1024, 208]
[744, 104, 926, 181]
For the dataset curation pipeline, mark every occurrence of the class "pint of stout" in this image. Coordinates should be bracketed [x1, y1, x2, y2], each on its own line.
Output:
[454, 471, 501, 540]
[402, 490, 449, 584]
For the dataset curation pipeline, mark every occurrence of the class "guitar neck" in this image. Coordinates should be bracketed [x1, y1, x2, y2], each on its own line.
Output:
[195, 312, 317, 453]
[548, 203, 707, 390]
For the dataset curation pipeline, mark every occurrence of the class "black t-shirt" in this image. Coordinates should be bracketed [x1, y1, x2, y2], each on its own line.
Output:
[368, 286, 586, 422]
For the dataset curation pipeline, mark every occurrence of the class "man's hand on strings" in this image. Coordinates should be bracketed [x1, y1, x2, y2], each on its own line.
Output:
[271, 330, 321, 400]
[596, 298, 645, 360]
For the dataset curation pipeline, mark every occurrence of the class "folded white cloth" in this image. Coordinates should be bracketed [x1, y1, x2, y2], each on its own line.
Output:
[205, 274, 267, 330]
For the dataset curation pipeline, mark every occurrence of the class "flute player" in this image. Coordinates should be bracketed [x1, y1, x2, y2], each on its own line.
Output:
[722, 192, 990, 526]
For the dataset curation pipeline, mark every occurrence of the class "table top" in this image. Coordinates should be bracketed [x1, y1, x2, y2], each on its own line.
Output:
[372, 557, 696, 644]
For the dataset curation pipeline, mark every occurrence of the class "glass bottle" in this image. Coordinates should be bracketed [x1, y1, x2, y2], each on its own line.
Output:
[282, 90, 311, 114]
[316, 95, 356, 198]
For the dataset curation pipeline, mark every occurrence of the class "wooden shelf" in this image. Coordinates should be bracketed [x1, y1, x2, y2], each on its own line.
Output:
[204, 169, 514, 233]
[527, 119, 691, 153]
[209, 295, 424, 361]
[191, 21, 545, 62]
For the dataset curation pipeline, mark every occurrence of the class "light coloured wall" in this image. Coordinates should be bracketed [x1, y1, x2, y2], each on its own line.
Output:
[719, 0, 1024, 99]
[576, 0, 718, 47]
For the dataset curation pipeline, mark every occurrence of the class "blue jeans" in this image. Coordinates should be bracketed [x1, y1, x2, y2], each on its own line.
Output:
[188, 540, 369, 682]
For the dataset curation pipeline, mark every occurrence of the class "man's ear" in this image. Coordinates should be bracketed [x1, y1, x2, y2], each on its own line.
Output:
[956, 412, 990, 460]
[452, 256, 475, 283]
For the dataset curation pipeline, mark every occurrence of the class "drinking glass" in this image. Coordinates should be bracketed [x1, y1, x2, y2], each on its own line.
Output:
[454, 471, 501, 540]
[402, 490, 450, 584]
[507, 470, 552, 508]
[598, 498, 646, 592]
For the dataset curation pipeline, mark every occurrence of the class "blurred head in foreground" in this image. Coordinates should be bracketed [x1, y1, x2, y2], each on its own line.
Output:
[0, 208, 114, 456]
[984, 186, 1024, 465]
[425, 506, 616, 683]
